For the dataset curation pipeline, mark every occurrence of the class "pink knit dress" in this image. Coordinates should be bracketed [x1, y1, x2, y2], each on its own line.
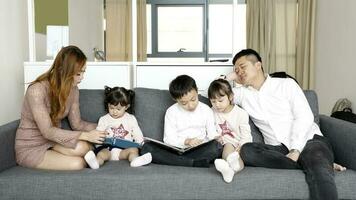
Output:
[15, 81, 96, 168]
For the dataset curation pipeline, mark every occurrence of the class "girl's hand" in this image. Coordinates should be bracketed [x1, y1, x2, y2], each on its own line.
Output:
[80, 130, 107, 144]
[214, 135, 224, 144]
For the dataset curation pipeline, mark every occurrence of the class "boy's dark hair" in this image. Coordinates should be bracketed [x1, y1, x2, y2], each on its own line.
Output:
[232, 48, 262, 65]
[169, 75, 198, 100]
[208, 79, 233, 100]
[104, 86, 135, 114]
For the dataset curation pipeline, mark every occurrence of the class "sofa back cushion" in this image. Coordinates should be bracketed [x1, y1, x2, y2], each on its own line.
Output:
[62, 89, 106, 130]
[304, 90, 320, 125]
[62, 88, 319, 143]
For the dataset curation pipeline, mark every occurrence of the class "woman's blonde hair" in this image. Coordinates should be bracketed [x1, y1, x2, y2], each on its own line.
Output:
[31, 45, 87, 126]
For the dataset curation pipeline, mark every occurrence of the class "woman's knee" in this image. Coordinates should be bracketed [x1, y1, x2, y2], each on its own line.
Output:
[74, 141, 92, 156]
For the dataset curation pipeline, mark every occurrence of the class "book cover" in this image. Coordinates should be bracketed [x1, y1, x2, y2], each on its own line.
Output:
[104, 137, 141, 149]
[143, 137, 214, 155]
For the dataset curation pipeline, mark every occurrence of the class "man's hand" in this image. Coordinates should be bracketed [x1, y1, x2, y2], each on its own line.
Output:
[184, 138, 204, 147]
[286, 149, 300, 162]
[333, 163, 346, 171]
[225, 72, 239, 82]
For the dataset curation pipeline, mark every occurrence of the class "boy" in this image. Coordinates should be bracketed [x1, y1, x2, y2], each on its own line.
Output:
[140, 75, 222, 167]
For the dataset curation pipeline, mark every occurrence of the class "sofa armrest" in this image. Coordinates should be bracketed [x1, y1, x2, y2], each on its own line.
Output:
[0, 120, 19, 172]
[319, 115, 356, 170]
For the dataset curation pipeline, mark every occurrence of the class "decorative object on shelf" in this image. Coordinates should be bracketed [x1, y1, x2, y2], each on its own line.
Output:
[93, 48, 106, 61]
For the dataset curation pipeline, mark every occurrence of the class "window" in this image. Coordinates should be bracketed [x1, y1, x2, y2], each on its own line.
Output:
[147, 0, 246, 62]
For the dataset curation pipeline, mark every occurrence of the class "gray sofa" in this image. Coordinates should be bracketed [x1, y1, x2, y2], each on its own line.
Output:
[1, 88, 356, 200]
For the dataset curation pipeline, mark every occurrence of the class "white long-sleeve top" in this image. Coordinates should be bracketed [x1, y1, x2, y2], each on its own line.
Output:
[232, 76, 322, 152]
[213, 105, 252, 148]
[163, 102, 219, 148]
[96, 112, 144, 144]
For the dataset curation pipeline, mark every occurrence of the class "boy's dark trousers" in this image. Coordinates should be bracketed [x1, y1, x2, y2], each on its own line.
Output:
[140, 140, 223, 168]
[240, 134, 337, 200]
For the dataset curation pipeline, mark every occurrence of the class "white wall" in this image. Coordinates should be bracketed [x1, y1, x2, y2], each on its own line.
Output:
[0, 0, 28, 125]
[315, 0, 356, 115]
[68, 0, 104, 61]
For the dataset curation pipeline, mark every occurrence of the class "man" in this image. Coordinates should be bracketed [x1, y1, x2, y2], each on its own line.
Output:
[225, 49, 345, 200]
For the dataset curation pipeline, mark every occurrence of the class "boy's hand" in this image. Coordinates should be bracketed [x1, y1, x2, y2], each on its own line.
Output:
[185, 138, 204, 147]
[286, 149, 300, 162]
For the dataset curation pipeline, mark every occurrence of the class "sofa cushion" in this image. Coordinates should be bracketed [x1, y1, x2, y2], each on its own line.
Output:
[0, 120, 19, 172]
[1, 163, 355, 199]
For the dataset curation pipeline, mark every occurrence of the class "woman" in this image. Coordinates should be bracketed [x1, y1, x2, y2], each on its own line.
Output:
[15, 45, 106, 170]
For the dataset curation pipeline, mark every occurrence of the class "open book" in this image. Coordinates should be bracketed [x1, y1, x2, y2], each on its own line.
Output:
[143, 137, 215, 155]
[104, 137, 141, 149]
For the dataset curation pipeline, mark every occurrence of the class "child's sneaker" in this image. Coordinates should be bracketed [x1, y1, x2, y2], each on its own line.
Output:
[84, 150, 99, 169]
[110, 148, 122, 161]
[226, 152, 242, 172]
[130, 153, 152, 167]
[214, 159, 234, 183]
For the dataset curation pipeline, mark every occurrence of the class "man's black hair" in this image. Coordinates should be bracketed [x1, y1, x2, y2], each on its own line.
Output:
[169, 75, 198, 99]
[232, 48, 262, 65]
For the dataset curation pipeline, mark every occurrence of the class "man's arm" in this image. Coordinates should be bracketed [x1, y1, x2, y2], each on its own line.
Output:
[286, 79, 315, 154]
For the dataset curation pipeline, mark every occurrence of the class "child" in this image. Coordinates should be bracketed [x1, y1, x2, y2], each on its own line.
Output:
[84, 86, 152, 169]
[208, 79, 252, 183]
[140, 75, 223, 167]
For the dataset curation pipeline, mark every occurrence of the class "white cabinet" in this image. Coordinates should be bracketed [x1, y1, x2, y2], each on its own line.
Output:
[136, 63, 233, 91]
[24, 62, 131, 91]
[24, 62, 233, 92]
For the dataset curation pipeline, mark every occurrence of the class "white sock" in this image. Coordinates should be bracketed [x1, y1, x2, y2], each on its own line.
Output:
[84, 151, 99, 169]
[130, 153, 152, 167]
[214, 159, 234, 183]
[226, 152, 242, 172]
[110, 148, 122, 161]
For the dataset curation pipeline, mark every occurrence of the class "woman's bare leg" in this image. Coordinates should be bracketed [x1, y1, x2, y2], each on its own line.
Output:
[52, 141, 92, 157]
[36, 150, 86, 170]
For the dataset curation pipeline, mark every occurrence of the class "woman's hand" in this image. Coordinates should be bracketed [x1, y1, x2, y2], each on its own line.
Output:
[79, 129, 107, 144]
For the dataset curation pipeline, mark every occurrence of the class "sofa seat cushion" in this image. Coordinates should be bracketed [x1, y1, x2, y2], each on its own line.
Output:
[1, 163, 355, 200]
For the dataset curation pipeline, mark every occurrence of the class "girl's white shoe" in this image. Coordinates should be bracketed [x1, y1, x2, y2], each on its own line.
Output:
[84, 151, 99, 169]
[130, 153, 152, 167]
[214, 159, 234, 183]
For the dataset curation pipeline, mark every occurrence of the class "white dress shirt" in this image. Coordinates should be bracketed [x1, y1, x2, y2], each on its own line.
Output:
[163, 102, 219, 148]
[233, 76, 322, 152]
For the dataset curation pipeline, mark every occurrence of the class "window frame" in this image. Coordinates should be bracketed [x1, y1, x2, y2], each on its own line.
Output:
[147, 0, 244, 61]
